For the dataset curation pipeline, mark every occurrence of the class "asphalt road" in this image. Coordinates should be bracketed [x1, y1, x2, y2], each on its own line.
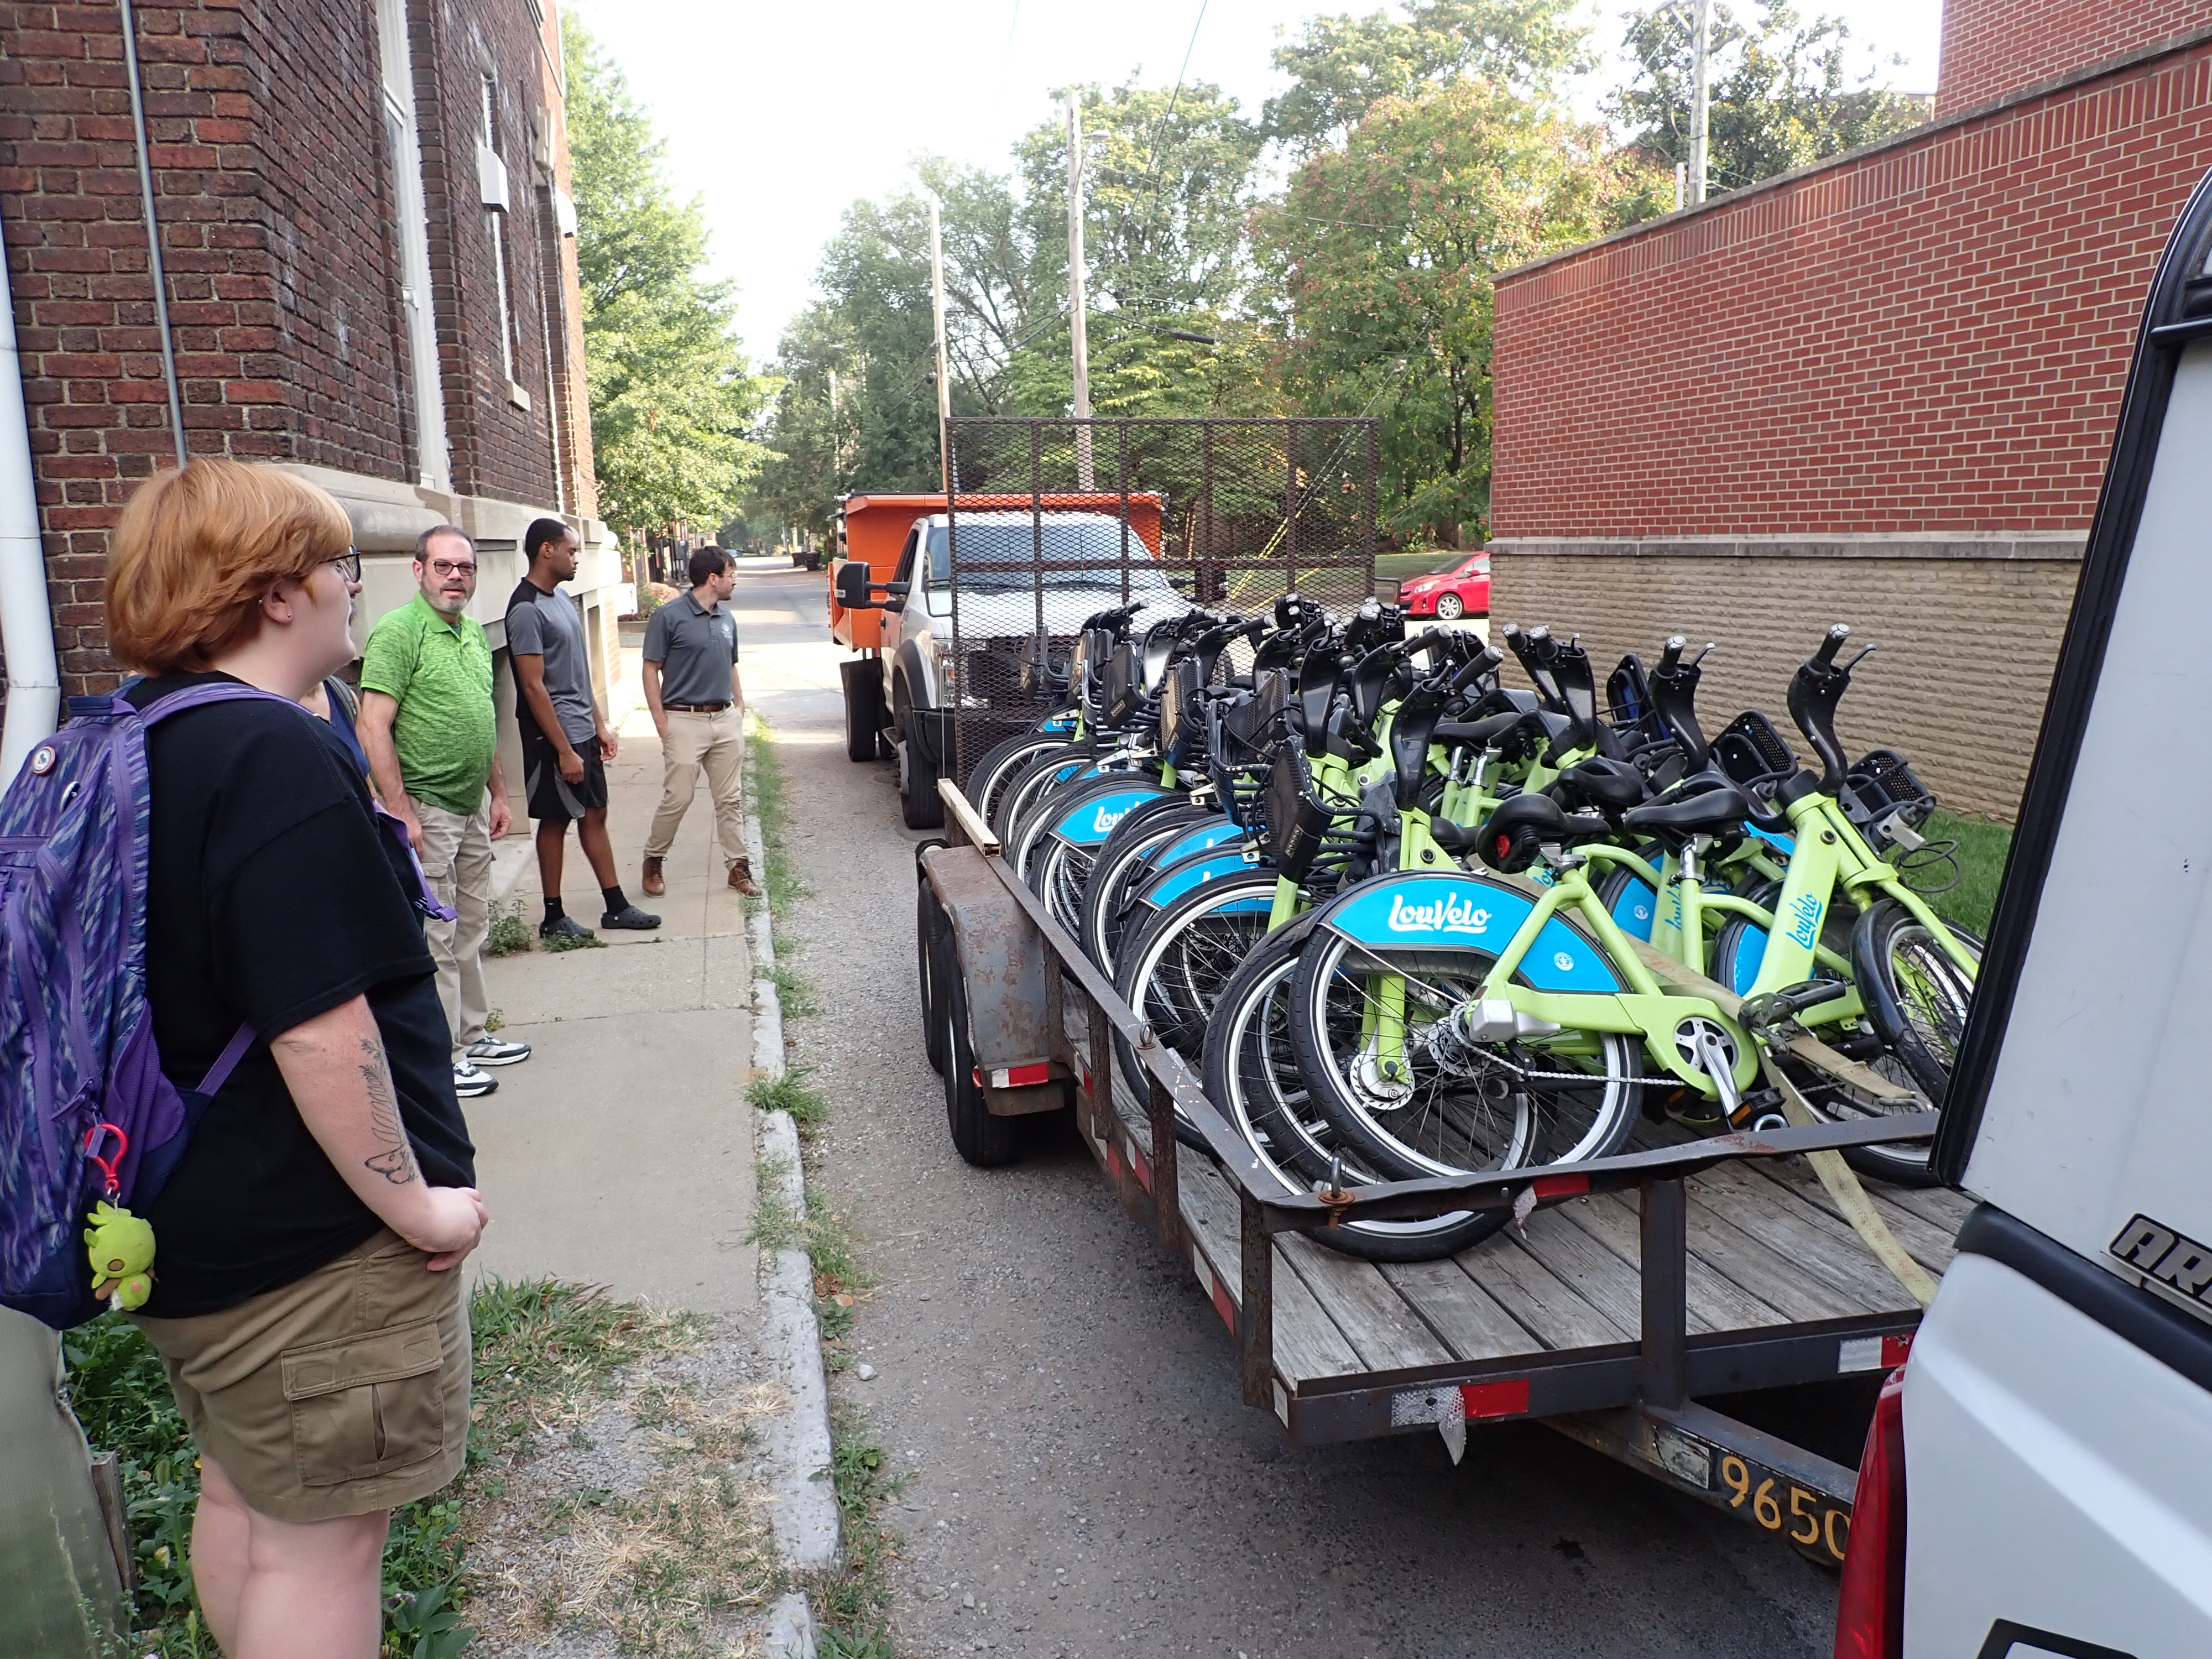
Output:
[733, 561, 1843, 1659]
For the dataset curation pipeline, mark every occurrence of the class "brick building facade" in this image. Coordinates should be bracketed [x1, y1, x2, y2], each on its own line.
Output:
[1487, 3, 2212, 819]
[0, 0, 619, 768]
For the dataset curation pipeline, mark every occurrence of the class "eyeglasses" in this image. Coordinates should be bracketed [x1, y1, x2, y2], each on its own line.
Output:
[327, 548, 362, 583]
[427, 558, 478, 578]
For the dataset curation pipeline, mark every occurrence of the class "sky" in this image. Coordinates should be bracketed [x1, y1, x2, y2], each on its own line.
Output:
[565, 0, 1944, 364]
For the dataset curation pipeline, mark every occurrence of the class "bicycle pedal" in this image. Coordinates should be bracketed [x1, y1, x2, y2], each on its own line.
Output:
[1727, 1086, 1787, 1131]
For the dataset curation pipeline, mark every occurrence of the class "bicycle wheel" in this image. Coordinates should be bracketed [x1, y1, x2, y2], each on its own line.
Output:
[992, 747, 1094, 844]
[1003, 760, 1105, 878]
[1595, 865, 1660, 944]
[1111, 869, 1280, 1098]
[1203, 917, 1507, 1260]
[1846, 904, 1983, 1186]
[1080, 801, 1222, 971]
[967, 731, 1072, 826]
[1286, 927, 1643, 1183]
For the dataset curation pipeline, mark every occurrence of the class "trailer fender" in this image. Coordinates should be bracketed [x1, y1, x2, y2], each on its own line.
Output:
[920, 843, 1070, 1115]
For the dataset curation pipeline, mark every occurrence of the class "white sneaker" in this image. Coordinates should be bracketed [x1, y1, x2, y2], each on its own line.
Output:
[465, 1037, 532, 1067]
[452, 1061, 498, 1098]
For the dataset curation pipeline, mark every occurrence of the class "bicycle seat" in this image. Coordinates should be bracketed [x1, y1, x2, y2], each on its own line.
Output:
[1477, 790, 1615, 874]
[1552, 757, 1647, 823]
[1434, 711, 1522, 749]
[1623, 775, 1753, 839]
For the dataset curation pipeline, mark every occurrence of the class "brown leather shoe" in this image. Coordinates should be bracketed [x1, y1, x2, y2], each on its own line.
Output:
[728, 857, 761, 896]
[641, 855, 665, 897]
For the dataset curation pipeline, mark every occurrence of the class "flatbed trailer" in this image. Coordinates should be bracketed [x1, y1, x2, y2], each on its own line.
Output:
[920, 778, 1961, 1568]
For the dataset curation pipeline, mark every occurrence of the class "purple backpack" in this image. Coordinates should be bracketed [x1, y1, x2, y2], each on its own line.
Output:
[0, 683, 452, 1329]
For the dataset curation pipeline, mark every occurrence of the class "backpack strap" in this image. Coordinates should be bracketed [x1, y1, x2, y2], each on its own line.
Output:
[133, 681, 308, 728]
[194, 1022, 258, 1098]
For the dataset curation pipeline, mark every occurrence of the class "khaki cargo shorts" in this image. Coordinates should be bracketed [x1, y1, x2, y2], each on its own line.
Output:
[132, 1228, 471, 1522]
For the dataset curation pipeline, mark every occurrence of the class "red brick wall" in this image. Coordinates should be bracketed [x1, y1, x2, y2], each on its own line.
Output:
[1, 0, 585, 694]
[1937, 0, 2210, 116]
[1490, 40, 2212, 542]
[408, 0, 564, 509]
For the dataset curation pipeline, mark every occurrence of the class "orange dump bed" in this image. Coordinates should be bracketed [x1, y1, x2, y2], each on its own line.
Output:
[828, 492, 1164, 650]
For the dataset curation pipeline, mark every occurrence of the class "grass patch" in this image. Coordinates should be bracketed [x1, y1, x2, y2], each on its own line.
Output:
[1912, 809, 2013, 937]
[484, 899, 534, 957]
[65, 1281, 702, 1657]
[748, 1065, 831, 1135]
[541, 926, 607, 953]
[805, 1402, 904, 1656]
[763, 962, 820, 1018]
[742, 711, 807, 930]
[747, 1161, 868, 1355]
[1373, 549, 1467, 582]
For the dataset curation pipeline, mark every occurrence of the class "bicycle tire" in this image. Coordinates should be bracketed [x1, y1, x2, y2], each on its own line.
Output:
[967, 731, 1072, 826]
[1081, 802, 1230, 972]
[1846, 904, 1983, 1186]
[1202, 916, 1507, 1260]
[1284, 917, 1643, 1184]
[991, 746, 1095, 845]
[1110, 868, 1280, 1099]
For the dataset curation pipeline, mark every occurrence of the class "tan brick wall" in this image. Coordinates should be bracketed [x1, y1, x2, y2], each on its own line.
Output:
[1489, 542, 2084, 821]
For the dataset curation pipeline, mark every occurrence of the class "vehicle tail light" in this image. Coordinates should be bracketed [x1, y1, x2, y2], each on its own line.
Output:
[1834, 1365, 1907, 1659]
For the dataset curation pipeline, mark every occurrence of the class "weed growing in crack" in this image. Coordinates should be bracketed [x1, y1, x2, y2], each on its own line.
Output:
[805, 1401, 906, 1656]
[485, 899, 534, 957]
[748, 1065, 830, 1134]
[764, 962, 820, 1017]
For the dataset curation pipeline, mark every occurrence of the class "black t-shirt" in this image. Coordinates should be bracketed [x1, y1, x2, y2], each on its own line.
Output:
[126, 672, 476, 1318]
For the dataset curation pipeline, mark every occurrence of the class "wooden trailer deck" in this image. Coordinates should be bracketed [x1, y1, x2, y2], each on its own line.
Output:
[1091, 1066, 1966, 1446]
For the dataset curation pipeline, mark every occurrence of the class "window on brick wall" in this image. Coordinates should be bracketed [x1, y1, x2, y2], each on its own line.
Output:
[481, 75, 527, 406]
[375, 0, 448, 489]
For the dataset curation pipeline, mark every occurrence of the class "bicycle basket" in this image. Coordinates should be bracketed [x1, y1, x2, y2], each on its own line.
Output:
[1159, 659, 1201, 769]
[1100, 641, 1140, 729]
[1262, 737, 1331, 884]
[1841, 748, 1937, 843]
[1713, 709, 1798, 787]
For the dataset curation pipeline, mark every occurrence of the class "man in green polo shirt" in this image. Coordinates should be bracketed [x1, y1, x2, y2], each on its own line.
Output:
[359, 525, 530, 1100]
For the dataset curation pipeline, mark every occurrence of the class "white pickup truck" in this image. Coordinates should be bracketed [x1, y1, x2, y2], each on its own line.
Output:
[1832, 171, 2212, 1658]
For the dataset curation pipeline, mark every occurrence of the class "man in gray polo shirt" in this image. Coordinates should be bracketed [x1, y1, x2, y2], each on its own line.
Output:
[641, 544, 758, 896]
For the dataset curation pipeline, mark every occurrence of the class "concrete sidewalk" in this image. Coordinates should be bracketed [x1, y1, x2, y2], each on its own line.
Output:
[466, 680, 758, 1313]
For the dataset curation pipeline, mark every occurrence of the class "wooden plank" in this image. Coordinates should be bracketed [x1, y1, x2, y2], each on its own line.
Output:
[1180, 1162, 1361, 1386]
[1375, 1255, 1538, 1364]
[1279, 1232, 1458, 1372]
[1569, 1190, 1794, 1337]
[1601, 1186, 1864, 1323]
[1692, 1161, 1931, 1312]
[1470, 1228, 1632, 1351]
[1503, 1204, 1649, 1340]
[1738, 1157, 1962, 1275]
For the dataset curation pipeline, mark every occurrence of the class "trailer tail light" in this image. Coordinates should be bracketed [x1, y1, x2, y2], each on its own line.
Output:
[989, 1063, 1053, 1088]
[1834, 1366, 1907, 1659]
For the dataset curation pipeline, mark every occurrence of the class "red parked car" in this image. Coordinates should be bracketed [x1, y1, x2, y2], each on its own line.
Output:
[1395, 550, 1490, 619]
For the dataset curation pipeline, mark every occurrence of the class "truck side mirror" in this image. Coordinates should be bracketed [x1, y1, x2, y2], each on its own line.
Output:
[835, 560, 876, 610]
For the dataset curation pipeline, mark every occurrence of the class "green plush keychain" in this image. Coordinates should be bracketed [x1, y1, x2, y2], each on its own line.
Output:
[85, 1201, 156, 1312]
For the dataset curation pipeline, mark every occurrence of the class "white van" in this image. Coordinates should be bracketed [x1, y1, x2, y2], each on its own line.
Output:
[1833, 173, 2212, 1657]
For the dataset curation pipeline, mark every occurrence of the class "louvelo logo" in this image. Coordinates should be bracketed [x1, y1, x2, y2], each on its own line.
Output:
[1386, 891, 1492, 936]
[1785, 891, 1824, 949]
[1092, 802, 1132, 836]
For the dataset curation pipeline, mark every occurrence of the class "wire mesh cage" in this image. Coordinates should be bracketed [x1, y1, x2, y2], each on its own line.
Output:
[935, 416, 1380, 782]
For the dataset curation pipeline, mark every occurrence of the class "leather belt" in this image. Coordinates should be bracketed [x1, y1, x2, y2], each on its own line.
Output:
[664, 702, 731, 713]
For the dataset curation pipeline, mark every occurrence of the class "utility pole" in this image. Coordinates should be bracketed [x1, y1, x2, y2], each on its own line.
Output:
[1687, 0, 1712, 206]
[1066, 89, 1094, 490]
[922, 187, 952, 493]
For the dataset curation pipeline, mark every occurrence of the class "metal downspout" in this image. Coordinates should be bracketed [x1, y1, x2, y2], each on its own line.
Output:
[119, 0, 187, 467]
[0, 217, 62, 785]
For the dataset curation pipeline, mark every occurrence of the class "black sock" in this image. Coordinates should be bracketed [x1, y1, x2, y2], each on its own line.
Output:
[544, 895, 565, 923]
[602, 885, 628, 915]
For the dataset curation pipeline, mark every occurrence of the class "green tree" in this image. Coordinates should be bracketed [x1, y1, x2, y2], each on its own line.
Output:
[1608, 1, 1931, 196]
[1256, 79, 1665, 542]
[1262, 0, 1589, 153]
[565, 19, 767, 535]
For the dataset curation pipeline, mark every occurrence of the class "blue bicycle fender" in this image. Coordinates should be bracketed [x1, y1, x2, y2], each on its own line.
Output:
[1047, 784, 1168, 847]
[1610, 875, 1657, 942]
[1154, 819, 1244, 868]
[1318, 872, 1626, 993]
[1139, 848, 1260, 909]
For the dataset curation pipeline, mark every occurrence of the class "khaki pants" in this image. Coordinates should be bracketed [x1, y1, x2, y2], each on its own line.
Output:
[646, 706, 745, 868]
[413, 792, 492, 1063]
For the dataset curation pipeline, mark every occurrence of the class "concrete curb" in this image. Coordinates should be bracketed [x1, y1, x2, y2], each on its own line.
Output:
[742, 784, 835, 1657]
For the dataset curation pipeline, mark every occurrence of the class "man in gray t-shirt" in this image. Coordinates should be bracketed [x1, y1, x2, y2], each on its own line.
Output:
[506, 519, 660, 940]
[640, 544, 757, 898]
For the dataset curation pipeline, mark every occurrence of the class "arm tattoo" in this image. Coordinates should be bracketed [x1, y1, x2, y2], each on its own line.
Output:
[357, 1035, 421, 1186]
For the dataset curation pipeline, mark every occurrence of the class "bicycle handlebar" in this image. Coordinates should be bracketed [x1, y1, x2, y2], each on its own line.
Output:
[1814, 623, 1850, 667]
